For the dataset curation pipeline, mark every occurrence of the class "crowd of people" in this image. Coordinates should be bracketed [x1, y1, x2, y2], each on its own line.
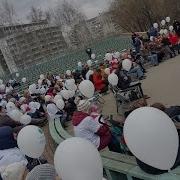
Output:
[0, 20, 180, 179]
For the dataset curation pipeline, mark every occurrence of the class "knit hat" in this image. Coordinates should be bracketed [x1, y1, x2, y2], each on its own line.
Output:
[77, 99, 91, 112]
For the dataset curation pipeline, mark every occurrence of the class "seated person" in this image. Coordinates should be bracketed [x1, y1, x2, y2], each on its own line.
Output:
[0, 126, 17, 150]
[46, 85, 60, 97]
[147, 43, 159, 66]
[64, 97, 77, 121]
[0, 126, 28, 179]
[161, 34, 176, 58]
[115, 63, 131, 90]
[0, 105, 22, 129]
[127, 62, 145, 80]
[151, 103, 180, 121]
[92, 69, 108, 93]
[72, 98, 111, 151]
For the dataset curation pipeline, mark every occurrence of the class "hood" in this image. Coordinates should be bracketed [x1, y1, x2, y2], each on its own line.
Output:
[72, 111, 89, 126]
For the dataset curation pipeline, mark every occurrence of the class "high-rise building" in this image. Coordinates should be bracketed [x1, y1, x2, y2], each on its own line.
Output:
[0, 20, 68, 76]
[65, 12, 122, 48]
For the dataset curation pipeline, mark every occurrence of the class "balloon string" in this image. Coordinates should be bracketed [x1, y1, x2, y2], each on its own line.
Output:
[38, 158, 41, 165]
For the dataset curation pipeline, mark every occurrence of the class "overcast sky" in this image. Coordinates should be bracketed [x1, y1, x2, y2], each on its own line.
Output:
[3, 0, 111, 22]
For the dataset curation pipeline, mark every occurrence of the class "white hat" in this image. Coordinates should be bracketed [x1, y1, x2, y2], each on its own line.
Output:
[77, 100, 91, 112]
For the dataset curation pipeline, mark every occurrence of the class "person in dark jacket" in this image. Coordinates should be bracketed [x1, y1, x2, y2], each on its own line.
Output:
[115, 63, 131, 90]
[86, 48, 92, 59]
[151, 103, 180, 121]
[0, 126, 17, 150]
[0, 106, 22, 128]
[173, 20, 180, 37]
[161, 35, 176, 58]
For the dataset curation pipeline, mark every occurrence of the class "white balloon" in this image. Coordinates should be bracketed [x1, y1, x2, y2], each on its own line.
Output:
[40, 74, 45, 80]
[114, 52, 120, 59]
[28, 102, 37, 113]
[169, 26, 174, 32]
[65, 79, 77, 91]
[56, 99, 65, 110]
[45, 95, 52, 102]
[159, 29, 164, 35]
[0, 79, 3, 85]
[47, 103, 58, 117]
[78, 62, 82, 67]
[122, 59, 132, 71]
[22, 78, 26, 83]
[166, 17, 171, 23]
[104, 68, 110, 75]
[124, 107, 179, 170]
[87, 60, 92, 67]
[79, 80, 95, 98]
[29, 102, 40, 111]
[161, 20, 166, 26]
[29, 84, 37, 94]
[66, 70, 71, 76]
[16, 73, 20, 77]
[40, 87, 46, 94]
[150, 36, 154, 41]
[61, 90, 70, 100]
[105, 53, 112, 61]
[163, 29, 168, 35]
[54, 95, 62, 103]
[95, 60, 98, 64]
[86, 70, 94, 80]
[0, 100, 7, 108]
[0, 84, 5, 91]
[6, 102, 16, 112]
[91, 53, 96, 60]
[68, 90, 75, 98]
[54, 137, 103, 180]
[153, 23, 158, 29]
[20, 114, 31, 125]
[38, 79, 42, 86]
[8, 109, 23, 122]
[17, 126, 46, 158]
[108, 73, 118, 86]
[56, 76, 60, 80]
[34, 102, 40, 110]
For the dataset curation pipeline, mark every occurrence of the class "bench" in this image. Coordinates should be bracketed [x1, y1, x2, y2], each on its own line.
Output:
[49, 118, 180, 180]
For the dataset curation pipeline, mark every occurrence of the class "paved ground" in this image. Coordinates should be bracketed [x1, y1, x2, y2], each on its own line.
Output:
[142, 56, 180, 106]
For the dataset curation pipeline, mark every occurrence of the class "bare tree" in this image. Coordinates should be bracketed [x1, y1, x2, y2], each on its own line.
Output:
[50, 0, 86, 26]
[109, 0, 180, 32]
[0, 0, 17, 25]
[27, 6, 45, 23]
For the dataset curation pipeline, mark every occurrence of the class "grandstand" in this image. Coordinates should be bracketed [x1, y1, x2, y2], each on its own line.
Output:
[1, 35, 132, 93]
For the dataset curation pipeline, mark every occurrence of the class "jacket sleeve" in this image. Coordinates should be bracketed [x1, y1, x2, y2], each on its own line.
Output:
[96, 124, 110, 136]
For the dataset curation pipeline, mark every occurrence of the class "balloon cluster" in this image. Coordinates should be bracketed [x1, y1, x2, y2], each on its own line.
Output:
[153, 17, 174, 36]
[6, 102, 32, 125]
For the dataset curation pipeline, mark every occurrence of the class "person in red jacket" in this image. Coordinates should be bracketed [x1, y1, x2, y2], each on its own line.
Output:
[72, 98, 111, 150]
[92, 69, 108, 93]
[169, 32, 180, 54]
